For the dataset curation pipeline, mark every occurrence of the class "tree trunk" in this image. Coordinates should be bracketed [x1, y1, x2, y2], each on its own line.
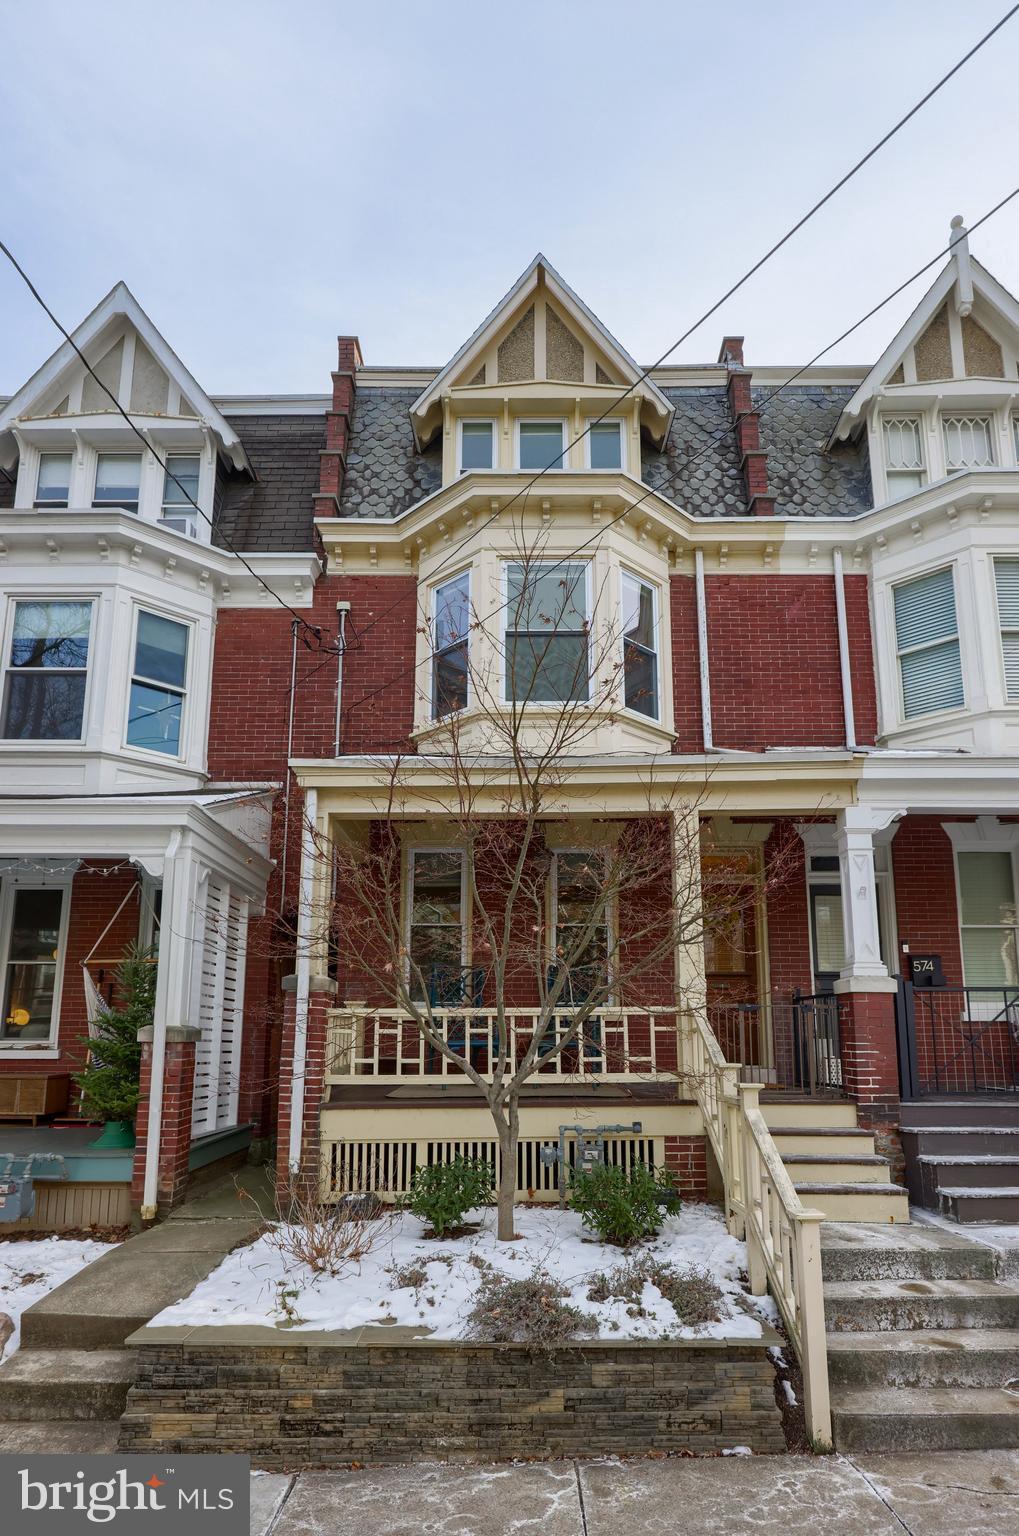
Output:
[493, 1097, 519, 1240]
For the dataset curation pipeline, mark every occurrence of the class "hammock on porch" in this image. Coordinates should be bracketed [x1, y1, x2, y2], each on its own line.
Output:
[80, 878, 161, 1037]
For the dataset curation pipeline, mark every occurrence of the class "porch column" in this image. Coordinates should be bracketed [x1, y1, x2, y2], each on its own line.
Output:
[131, 1024, 201, 1211]
[134, 830, 201, 1220]
[834, 806, 903, 1133]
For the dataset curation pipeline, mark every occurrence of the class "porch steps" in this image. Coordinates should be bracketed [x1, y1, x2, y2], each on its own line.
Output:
[822, 1221, 1019, 1451]
[0, 1350, 135, 1421]
[900, 1100, 1019, 1223]
[761, 1100, 909, 1223]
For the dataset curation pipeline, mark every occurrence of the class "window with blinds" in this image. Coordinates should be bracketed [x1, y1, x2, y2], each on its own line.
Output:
[994, 558, 1019, 703]
[893, 566, 965, 719]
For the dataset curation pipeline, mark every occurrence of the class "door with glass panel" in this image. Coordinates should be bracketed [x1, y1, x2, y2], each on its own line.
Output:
[1, 885, 67, 1045]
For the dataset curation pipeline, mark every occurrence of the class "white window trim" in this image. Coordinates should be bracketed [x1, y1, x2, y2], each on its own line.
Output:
[34, 451, 74, 509]
[501, 558, 592, 706]
[619, 568, 660, 722]
[121, 602, 193, 762]
[0, 595, 97, 748]
[952, 844, 1019, 991]
[585, 417, 626, 472]
[92, 450, 144, 513]
[993, 554, 1019, 706]
[404, 846, 468, 996]
[159, 453, 202, 536]
[549, 847, 615, 1005]
[890, 563, 965, 725]
[881, 414, 926, 504]
[431, 567, 471, 721]
[456, 419, 497, 475]
[514, 418, 569, 472]
[0, 874, 72, 1052]
[941, 412, 996, 473]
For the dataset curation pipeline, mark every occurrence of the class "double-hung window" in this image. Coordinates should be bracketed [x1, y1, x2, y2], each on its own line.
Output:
[957, 850, 1018, 988]
[127, 610, 189, 755]
[621, 572, 658, 718]
[893, 567, 964, 719]
[942, 415, 995, 472]
[459, 421, 495, 473]
[0, 884, 67, 1044]
[518, 421, 566, 471]
[588, 419, 623, 470]
[1, 600, 92, 740]
[35, 453, 72, 508]
[882, 418, 925, 498]
[505, 561, 589, 703]
[160, 454, 201, 536]
[93, 454, 141, 514]
[432, 571, 470, 718]
[552, 849, 610, 1004]
[995, 558, 1019, 703]
[407, 849, 465, 1002]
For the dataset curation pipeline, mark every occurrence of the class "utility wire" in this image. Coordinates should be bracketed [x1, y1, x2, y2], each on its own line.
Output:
[0, 237, 327, 647]
[337, 4, 1019, 655]
[334, 182, 1019, 731]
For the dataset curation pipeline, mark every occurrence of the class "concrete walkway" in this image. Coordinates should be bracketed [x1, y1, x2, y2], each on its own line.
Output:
[247, 1451, 1019, 1536]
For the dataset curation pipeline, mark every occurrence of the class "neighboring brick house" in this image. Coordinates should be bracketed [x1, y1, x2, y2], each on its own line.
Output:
[3, 220, 1019, 1226]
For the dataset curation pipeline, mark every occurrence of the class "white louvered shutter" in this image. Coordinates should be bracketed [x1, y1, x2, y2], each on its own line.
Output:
[893, 567, 964, 719]
[995, 558, 1019, 703]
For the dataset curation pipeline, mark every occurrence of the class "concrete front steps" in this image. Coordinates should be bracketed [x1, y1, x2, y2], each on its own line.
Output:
[0, 1350, 135, 1421]
[821, 1222, 1019, 1451]
[900, 1099, 1019, 1223]
[761, 1098, 910, 1223]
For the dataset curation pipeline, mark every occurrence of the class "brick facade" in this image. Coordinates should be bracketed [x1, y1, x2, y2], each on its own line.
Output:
[131, 1027, 199, 1211]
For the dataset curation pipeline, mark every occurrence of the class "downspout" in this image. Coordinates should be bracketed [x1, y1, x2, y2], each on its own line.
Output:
[333, 601, 350, 757]
[288, 785, 317, 1177]
[279, 618, 300, 914]
[694, 549, 714, 751]
[833, 548, 858, 751]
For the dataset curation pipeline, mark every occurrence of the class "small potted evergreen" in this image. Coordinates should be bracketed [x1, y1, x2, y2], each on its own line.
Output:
[76, 943, 155, 1149]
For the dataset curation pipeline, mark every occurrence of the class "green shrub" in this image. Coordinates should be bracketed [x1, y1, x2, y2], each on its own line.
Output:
[405, 1156, 494, 1237]
[569, 1162, 677, 1247]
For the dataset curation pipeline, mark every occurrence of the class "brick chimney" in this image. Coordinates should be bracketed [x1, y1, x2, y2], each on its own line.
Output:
[718, 336, 774, 517]
[314, 335, 363, 516]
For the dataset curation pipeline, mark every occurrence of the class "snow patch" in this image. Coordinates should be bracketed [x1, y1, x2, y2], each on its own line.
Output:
[0, 1237, 116, 1361]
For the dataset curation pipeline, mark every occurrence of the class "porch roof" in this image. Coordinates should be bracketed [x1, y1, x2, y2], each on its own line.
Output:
[290, 750, 863, 819]
[0, 785, 276, 896]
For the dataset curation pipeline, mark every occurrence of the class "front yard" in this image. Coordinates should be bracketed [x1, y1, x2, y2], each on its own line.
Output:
[0, 1236, 117, 1360]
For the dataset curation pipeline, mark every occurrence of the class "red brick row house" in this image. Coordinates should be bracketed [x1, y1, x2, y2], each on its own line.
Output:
[3, 220, 1019, 1226]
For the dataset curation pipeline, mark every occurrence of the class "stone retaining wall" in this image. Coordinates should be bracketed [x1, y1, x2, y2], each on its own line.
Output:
[119, 1328, 785, 1466]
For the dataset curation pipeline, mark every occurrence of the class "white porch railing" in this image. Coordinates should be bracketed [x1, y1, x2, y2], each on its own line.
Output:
[681, 1008, 832, 1447]
[325, 1004, 678, 1084]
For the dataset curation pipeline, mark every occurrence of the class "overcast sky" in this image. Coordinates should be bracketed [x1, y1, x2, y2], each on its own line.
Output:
[2, 1, 1019, 394]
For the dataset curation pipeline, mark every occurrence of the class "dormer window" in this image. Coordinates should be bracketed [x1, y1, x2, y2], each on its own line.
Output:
[942, 415, 994, 472]
[160, 454, 201, 536]
[93, 453, 141, 514]
[34, 453, 72, 509]
[517, 420, 566, 472]
[458, 421, 495, 473]
[882, 417, 925, 498]
[588, 419, 624, 471]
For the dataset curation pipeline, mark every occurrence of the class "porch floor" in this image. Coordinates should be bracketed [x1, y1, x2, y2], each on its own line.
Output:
[0, 1125, 133, 1184]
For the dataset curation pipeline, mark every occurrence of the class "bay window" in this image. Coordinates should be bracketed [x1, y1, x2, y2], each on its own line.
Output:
[505, 561, 589, 703]
[459, 421, 495, 472]
[994, 558, 1019, 703]
[1, 599, 92, 741]
[882, 417, 925, 498]
[432, 571, 470, 718]
[621, 572, 658, 718]
[942, 415, 994, 472]
[893, 566, 964, 719]
[126, 610, 189, 755]
[1, 884, 67, 1044]
[35, 453, 72, 508]
[93, 453, 141, 514]
[518, 420, 566, 471]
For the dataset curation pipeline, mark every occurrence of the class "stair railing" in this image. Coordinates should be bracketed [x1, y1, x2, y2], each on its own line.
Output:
[681, 1008, 833, 1447]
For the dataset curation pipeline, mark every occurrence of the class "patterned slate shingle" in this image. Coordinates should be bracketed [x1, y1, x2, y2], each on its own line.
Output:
[641, 387, 747, 516]
[213, 414, 325, 553]
[337, 388, 442, 520]
[753, 384, 871, 518]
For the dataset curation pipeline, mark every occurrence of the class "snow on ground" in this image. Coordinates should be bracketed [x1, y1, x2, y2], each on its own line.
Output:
[155, 1202, 765, 1341]
[0, 1237, 116, 1360]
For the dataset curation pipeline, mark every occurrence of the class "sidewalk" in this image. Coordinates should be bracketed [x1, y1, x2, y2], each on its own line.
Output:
[250, 1450, 1018, 1536]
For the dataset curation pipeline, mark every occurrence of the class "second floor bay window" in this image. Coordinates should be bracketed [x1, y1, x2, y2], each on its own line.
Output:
[432, 571, 470, 718]
[893, 566, 964, 719]
[1, 599, 92, 740]
[126, 610, 189, 755]
[621, 572, 658, 718]
[505, 561, 588, 704]
[943, 415, 995, 472]
[93, 453, 141, 514]
[995, 558, 1019, 703]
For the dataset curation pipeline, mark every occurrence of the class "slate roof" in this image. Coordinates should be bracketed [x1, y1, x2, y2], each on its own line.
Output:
[213, 414, 325, 553]
[641, 388, 746, 516]
[337, 387, 443, 519]
[753, 384, 872, 518]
